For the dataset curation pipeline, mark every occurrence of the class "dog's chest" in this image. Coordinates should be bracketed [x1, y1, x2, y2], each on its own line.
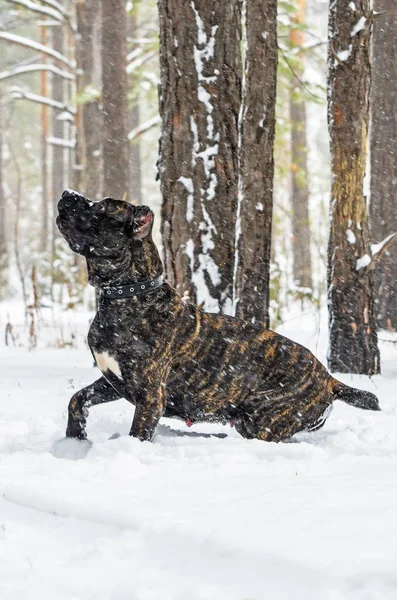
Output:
[93, 350, 123, 380]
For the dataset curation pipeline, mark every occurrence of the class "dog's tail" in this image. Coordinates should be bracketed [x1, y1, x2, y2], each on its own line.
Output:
[331, 379, 380, 411]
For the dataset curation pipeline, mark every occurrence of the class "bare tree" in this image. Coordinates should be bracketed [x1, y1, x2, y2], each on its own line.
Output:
[159, 0, 241, 313]
[327, 0, 380, 374]
[370, 1, 397, 331]
[233, 0, 278, 326]
[101, 0, 129, 201]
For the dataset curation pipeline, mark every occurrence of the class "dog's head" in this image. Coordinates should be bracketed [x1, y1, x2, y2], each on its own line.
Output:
[56, 189, 162, 287]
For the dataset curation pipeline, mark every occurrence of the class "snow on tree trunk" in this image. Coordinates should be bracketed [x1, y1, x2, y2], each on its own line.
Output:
[370, 1, 397, 331]
[158, 0, 241, 314]
[101, 0, 129, 201]
[289, 0, 312, 293]
[233, 0, 277, 326]
[327, 0, 380, 374]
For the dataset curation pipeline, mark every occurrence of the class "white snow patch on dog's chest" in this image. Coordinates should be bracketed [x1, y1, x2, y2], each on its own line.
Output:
[94, 351, 122, 379]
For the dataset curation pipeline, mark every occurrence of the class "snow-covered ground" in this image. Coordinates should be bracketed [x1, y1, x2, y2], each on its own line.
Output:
[1, 302, 397, 600]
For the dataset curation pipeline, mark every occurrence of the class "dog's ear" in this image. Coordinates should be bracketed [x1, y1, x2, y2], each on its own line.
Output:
[135, 211, 153, 239]
[133, 209, 153, 240]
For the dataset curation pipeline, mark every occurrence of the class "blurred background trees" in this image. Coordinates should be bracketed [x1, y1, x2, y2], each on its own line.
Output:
[1, 0, 396, 376]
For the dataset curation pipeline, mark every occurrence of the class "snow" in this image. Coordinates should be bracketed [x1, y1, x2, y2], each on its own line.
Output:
[351, 16, 366, 37]
[0, 63, 75, 82]
[6, 0, 64, 22]
[0, 32, 75, 68]
[1, 302, 397, 598]
[178, 177, 194, 222]
[356, 254, 371, 270]
[337, 45, 352, 62]
[346, 229, 356, 244]
[371, 233, 397, 257]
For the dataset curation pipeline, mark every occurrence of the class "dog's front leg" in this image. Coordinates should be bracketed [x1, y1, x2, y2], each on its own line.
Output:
[66, 376, 122, 439]
[128, 380, 165, 442]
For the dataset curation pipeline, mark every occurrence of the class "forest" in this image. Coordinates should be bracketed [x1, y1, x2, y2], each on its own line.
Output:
[0, 1, 397, 599]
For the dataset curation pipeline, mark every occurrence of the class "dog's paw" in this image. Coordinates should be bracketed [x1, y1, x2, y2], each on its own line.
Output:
[50, 437, 92, 460]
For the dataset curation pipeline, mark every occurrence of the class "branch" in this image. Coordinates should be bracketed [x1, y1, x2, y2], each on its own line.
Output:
[40, 0, 70, 18]
[47, 135, 75, 148]
[356, 232, 397, 274]
[6, 0, 63, 22]
[128, 115, 161, 141]
[0, 32, 75, 69]
[0, 63, 75, 81]
[278, 44, 323, 101]
[7, 0, 76, 32]
[9, 88, 76, 114]
[370, 232, 397, 267]
[126, 49, 157, 74]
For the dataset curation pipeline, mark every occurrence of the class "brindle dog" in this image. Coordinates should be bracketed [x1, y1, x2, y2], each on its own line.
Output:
[57, 190, 380, 443]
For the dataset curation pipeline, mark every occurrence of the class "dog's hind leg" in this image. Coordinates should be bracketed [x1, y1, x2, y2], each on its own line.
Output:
[66, 376, 122, 439]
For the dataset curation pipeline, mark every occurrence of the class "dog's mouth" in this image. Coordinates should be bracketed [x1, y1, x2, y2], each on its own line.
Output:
[56, 215, 90, 255]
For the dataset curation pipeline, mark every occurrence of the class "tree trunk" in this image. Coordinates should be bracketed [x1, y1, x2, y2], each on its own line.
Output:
[370, 1, 397, 331]
[128, 10, 142, 204]
[233, 0, 278, 326]
[289, 0, 312, 292]
[0, 92, 5, 256]
[40, 24, 49, 251]
[75, 0, 103, 200]
[327, 0, 380, 374]
[101, 0, 129, 201]
[159, 0, 241, 313]
[51, 24, 64, 229]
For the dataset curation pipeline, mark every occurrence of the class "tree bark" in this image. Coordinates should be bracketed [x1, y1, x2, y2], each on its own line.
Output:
[0, 93, 5, 257]
[327, 0, 380, 374]
[51, 24, 64, 228]
[101, 0, 129, 201]
[159, 0, 241, 313]
[40, 23, 49, 251]
[74, 0, 103, 200]
[128, 10, 142, 204]
[370, 1, 397, 330]
[233, 0, 278, 326]
[289, 0, 312, 292]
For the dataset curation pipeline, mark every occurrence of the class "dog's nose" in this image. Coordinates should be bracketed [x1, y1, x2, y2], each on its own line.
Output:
[58, 189, 88, 213]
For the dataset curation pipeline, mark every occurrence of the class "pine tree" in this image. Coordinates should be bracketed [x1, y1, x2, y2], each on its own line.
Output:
[327, 0, 380, 374]
[370, 1, 397, 331]
[233, 0, 278, 325]
[158, 0, 241, 313]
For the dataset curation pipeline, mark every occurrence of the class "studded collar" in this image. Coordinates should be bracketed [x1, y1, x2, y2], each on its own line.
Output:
[100, 276, 163, 299]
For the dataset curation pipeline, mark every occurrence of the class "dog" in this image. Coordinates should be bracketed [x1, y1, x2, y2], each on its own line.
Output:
[56, 189, 380, 443]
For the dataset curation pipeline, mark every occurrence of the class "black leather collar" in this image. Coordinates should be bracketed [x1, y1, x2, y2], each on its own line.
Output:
[100, 276, 163, 299]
